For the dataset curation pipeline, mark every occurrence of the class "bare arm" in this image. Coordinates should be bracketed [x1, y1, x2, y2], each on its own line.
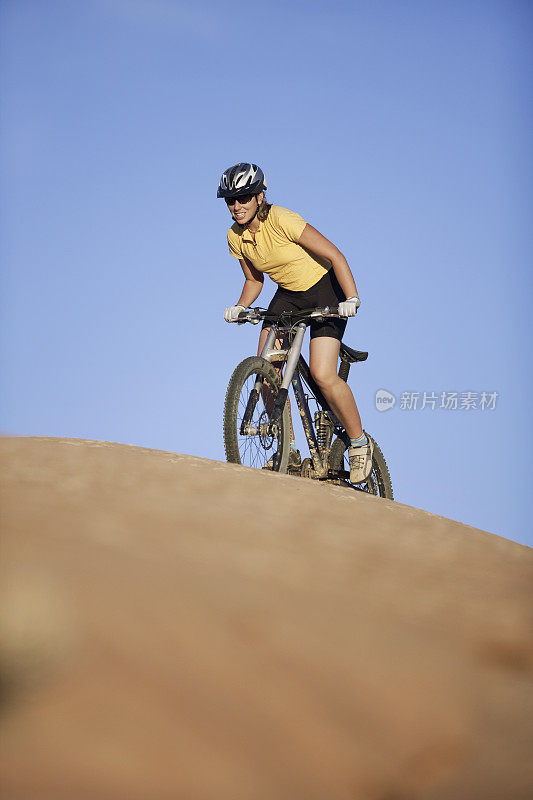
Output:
[235, 257, 264, 307]
[297, 224, 359, 300]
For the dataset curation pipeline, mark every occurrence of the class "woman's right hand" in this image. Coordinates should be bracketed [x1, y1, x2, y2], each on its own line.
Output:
[224, 305, 246, 322]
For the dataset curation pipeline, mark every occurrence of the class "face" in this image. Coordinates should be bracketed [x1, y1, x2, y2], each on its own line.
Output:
[225, 191, 263, 225]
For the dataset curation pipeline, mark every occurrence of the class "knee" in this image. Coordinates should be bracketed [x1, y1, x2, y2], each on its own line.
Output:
[310, 364, 338, 391]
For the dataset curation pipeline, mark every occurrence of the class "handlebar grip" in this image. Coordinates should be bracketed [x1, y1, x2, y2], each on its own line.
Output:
[309, 305, 340, 317]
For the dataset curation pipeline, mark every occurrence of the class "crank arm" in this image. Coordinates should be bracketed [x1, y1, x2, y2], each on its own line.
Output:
[327, 469, 351, 480]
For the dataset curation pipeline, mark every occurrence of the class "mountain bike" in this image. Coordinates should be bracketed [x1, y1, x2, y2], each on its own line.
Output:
[223, 306, 393, 498]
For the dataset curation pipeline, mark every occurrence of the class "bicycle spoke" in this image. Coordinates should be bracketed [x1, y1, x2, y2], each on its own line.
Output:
[235, 372, 280, 469]
[224, 356, 291, 475]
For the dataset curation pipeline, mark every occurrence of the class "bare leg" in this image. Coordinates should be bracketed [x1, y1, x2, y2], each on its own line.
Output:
[258, 327, 295, 441]
[309, 336, 363, 440]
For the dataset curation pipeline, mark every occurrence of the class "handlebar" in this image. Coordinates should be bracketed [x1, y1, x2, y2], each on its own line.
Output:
[233, 306, 341, 326]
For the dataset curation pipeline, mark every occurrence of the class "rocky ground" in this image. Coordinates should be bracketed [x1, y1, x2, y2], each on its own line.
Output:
[1, 436, 532, 799]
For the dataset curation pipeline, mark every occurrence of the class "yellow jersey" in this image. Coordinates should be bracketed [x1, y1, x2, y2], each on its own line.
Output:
[227, 205, 330, 292]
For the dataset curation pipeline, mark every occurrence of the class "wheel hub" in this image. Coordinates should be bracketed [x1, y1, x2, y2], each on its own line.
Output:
[258, 411, 274, 449]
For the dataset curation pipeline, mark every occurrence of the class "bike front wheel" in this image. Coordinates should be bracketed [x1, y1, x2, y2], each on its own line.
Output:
[328, 432, 394, 499]
[223, 356, 291, 473]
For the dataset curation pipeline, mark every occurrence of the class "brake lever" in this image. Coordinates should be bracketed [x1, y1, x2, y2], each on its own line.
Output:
[236, 310, 261, 325]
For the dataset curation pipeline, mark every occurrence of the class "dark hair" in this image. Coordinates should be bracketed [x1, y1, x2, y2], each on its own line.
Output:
[257, 193, 271, 222]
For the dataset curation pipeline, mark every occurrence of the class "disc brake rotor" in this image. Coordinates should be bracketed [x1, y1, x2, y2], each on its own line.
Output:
[258, 411, 274, 449]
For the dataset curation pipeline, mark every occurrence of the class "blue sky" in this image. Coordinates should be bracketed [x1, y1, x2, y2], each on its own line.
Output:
[1, 0, 532, 545]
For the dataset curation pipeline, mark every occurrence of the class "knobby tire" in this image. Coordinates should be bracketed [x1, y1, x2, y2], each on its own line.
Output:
[328, 432, 394, 499]
[223, 356, 291, 473]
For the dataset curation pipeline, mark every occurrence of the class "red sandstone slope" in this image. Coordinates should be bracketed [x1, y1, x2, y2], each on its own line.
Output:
[0, 436, 532, 799]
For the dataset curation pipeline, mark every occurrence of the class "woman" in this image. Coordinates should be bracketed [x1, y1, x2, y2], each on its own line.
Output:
[218, 162, 373, 484]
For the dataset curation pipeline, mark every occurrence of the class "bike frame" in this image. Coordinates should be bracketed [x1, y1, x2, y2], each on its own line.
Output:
[227, 305, 393, 498]
[259, 319, 345, 479]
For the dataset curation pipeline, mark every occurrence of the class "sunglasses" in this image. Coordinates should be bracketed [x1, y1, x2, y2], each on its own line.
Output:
[225, 194, 255, 206]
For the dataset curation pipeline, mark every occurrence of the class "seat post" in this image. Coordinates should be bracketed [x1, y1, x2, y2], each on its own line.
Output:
[338, 357, 351, 382]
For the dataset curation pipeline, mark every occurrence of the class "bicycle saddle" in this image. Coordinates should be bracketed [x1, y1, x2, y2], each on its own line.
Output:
[340, 343, 368, 363]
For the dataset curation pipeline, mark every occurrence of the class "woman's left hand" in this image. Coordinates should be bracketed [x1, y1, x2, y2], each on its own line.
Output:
[338, 296, 361, 317]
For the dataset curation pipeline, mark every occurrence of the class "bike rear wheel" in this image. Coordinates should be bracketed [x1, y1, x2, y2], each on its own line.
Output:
[328, 432, 393, 499]
[223, 356, 291, 472]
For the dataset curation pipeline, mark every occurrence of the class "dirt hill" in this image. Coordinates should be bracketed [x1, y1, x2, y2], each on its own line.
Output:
[0, 436, 532, 799]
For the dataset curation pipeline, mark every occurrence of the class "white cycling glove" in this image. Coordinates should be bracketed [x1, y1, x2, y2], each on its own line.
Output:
[338, 296, 361, 318]
[224, 304, 246, 323]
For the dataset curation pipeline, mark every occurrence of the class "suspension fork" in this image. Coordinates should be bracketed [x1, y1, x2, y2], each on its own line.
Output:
[268, 322, 306, 430]
[260, 325, 281, 361]
[247, 322, 332, 479]
[239, 325, 283, 436]
[266, 322, 328, 478]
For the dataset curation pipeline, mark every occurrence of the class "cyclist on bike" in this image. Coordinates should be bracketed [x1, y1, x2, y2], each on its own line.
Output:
[219, 162, 373, 484]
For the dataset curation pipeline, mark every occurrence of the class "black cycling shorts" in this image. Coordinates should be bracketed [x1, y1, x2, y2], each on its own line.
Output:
[262, 270, 348, 341]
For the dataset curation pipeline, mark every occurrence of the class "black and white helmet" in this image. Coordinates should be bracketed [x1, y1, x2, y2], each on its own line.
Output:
[217, 162, 267, 199]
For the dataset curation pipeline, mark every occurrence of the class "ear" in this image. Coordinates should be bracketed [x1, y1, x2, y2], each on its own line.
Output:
[256, 191, 264, 205]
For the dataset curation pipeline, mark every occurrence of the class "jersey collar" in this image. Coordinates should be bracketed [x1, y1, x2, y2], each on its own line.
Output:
[242, 220, 261, 243]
